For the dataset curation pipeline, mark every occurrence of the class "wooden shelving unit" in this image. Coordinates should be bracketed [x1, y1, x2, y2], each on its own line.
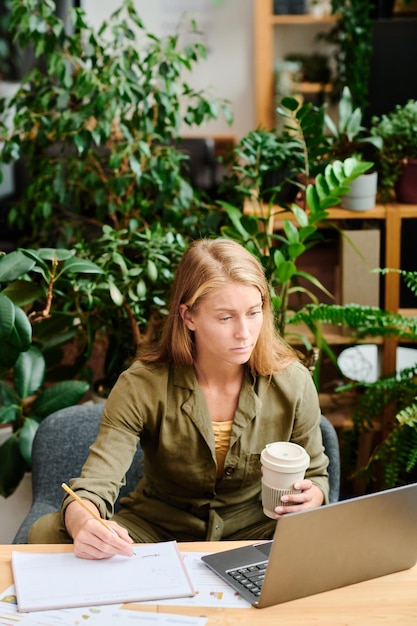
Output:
[245, 200, 417, 377]
[254, 0, 336, 129]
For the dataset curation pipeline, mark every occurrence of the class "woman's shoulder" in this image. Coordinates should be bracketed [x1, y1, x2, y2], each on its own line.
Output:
[269, 360, 315, 389]
[122, 360, 195, 387]
[126, 359, 169, 375]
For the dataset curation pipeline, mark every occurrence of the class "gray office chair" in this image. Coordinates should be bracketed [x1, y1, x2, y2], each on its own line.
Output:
[12, 404, 144, 544]
[320, 414, 340, 504]
[13, 406, 339, 543]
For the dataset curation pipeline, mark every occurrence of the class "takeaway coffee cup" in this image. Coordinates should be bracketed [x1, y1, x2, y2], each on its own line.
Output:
[261, 441, 310, 519]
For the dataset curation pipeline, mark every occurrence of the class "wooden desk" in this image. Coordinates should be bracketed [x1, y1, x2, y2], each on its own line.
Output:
[1, 542, 417, 625]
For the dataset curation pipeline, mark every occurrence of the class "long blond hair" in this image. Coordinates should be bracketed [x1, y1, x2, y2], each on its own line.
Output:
[139, 238, 297, 375]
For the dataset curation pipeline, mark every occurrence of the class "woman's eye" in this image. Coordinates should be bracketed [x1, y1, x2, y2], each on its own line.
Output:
[249, 310, 262, 317]
[220, 316, 232, 321]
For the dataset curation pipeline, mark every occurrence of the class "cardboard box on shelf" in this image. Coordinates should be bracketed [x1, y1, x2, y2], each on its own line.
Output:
[339, 229, 381, 307]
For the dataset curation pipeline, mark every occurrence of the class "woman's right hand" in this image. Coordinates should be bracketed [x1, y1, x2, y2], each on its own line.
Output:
[65, 500, 135, 560]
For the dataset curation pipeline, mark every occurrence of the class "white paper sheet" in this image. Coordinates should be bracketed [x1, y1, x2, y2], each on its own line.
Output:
[141, 552, 251, 609]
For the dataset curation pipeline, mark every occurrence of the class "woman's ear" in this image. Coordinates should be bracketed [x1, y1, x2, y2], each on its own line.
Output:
[179, 304, 196, 330]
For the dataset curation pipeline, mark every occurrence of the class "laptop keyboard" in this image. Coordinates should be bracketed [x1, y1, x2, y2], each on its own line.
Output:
[226, 561, 268, 598]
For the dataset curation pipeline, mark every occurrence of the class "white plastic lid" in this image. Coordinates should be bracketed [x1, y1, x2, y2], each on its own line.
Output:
[261, 441, 310, 473]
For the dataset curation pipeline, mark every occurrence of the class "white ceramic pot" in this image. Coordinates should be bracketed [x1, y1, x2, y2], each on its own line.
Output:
[341, 171, 378, 212]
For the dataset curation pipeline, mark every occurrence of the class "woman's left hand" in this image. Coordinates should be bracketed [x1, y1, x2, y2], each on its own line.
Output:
[273, 479, 324, 518]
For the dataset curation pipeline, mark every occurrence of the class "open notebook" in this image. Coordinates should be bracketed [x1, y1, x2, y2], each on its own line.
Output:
[12, 540, 194, 612]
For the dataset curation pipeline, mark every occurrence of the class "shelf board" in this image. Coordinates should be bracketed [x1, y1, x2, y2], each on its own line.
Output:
[271, 15, 336, 25]
[297, 81, 332, 94]
[285, 321, 384, 347]
[398, 308, 417, 317]
[244, 201, 417, 231]
[244, 199, 388, 229]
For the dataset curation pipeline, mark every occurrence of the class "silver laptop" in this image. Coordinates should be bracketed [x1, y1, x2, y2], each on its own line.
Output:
[202, 483, 417, 608]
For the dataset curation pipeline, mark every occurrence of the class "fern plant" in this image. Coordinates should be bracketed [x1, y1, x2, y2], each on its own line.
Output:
[291, 269, 417, 489]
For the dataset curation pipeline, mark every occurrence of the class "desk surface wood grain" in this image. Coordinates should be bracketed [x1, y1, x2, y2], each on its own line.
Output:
[1, 542, 417, 625]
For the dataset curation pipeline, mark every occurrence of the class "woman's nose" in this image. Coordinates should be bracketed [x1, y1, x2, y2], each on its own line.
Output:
[235, 318, 250, 339]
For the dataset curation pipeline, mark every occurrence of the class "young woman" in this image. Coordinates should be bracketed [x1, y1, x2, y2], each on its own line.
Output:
[29, 238, 329, 559]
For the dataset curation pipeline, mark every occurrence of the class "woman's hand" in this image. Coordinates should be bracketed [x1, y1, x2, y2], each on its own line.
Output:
[65, 500, 135, 560]
[273, 479, 324, 518]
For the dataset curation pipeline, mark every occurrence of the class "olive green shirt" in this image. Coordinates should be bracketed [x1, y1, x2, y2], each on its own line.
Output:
[63, 360, 329, 540]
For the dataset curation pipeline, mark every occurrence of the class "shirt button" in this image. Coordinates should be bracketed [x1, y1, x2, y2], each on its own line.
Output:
[224, 466, 235, 476]
[215, 525, 220, 531]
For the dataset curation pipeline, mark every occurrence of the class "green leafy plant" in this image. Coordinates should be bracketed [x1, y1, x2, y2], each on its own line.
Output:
[0, 248, 103, 496]
[223, 127, 305, 206]
[371, 99, 417, 201]
[326, 86, 382, 162]
[0, 347, 89, 497]
[1, 225, 188, 396]
[323, 1, 373, 111]
[0, 0, 22, 81]
[219, 96, 372, 379]
[290, 269, 417, 490]
[72, 224, 188, 395]
[0, 0, 232, 245]
[0, 229, 188, 498]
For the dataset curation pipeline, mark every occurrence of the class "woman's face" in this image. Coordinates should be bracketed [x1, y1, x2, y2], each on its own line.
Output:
[180, 282, 263, 368]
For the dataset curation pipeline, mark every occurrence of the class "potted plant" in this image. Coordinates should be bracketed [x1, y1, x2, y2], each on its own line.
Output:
[326, 86, 383, 211]
[224, 127, 305, 206]
[219, 95, 372, 379]
[371, 99, 417, 203]
[0, 247, 102, 497]
[0, 0, 232, 246]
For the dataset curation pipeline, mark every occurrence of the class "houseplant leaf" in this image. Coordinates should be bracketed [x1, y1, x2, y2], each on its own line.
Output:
[61, 258, 104, 274]
[18, 416, 40, 465]
[31, 380, 90, 418]
[0, 249, 35, 281]
[2, 280, 43, 306]
[0, 293, 14, 340]
[7, 304, 32, 352]
[13, 347, 45, 399]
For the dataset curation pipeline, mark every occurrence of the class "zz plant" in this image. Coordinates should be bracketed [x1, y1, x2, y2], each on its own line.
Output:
[219, 96, 372, 381]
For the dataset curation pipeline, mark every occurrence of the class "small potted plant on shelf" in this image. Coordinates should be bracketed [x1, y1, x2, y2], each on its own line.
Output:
[371, 99, 417, 204]
[326, 86, 383, 211]
[225, 127, 305, 206]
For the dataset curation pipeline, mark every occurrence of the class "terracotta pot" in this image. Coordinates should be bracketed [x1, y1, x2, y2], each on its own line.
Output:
[395, 159, 417, 204]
